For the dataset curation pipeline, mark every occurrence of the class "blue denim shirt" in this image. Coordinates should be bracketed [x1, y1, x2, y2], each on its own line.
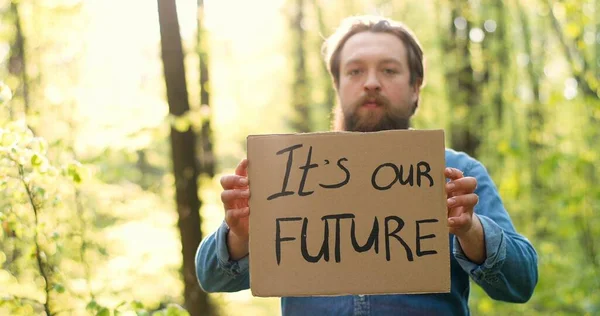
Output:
[195, 149, 538, 315]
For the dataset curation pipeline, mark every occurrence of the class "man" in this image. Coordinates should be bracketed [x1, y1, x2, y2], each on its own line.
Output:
[195, 16, 538, 315]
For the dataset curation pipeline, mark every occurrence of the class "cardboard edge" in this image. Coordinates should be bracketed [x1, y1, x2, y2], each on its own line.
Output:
[439, 129, 451, 293]
[252, 288, 452, 298]
[246, 128, 446, 139]
[246, 135, 257, 294]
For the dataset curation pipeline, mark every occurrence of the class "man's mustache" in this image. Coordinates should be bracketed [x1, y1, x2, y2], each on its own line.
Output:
[355, 93, 391, 108]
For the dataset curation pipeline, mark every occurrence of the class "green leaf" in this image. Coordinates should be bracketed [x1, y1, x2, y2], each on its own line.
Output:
[164, 304, 189, 316]
[86, 300, 99, 311]
[66, 163, 82, 183]
[96, 307, 110, 316]
[34, 187, 46, 198]
[53, 283, 65, 293]
[31, 154, 42, 166]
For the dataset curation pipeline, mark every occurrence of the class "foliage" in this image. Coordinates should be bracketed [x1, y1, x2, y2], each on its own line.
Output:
[0, 0, 599, 315]
[0, 82, 192, 315]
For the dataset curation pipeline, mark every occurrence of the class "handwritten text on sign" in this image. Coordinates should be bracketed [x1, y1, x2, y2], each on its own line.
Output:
[268, 143, 437, 265]
[247, 130, 449, 297]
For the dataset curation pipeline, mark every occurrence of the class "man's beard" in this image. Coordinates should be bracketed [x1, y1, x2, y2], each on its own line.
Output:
[342, 93, 411, 132]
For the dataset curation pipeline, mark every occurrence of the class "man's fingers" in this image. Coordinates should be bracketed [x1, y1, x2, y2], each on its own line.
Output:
[446, 190, 478, 234]
[447, 193, 479, 209]
[448, 212, 470, 227]
[221, 189, 250, 204]
[446, 177, 477, 195]
[235, 158, 249, 177]
[444, 167, 464, 180]
[220, 175, 248, 190]
[220, 159, 249, 189]
[226, 207, 250, 223]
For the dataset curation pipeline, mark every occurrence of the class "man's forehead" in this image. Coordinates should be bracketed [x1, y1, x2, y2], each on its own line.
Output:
[340, 32, 407, 65]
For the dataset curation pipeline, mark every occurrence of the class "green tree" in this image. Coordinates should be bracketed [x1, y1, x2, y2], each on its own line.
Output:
[157, 0, 213, 315]
[196, 0, 215, 178]
[440, 1, 483, 157]
[289, 0, 311, 132]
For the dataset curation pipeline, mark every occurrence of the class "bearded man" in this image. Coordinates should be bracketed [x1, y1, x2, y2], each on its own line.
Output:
[195, 16, 538, 316]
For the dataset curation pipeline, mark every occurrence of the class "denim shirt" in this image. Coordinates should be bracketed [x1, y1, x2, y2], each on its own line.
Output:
[195, 149, 538, 316]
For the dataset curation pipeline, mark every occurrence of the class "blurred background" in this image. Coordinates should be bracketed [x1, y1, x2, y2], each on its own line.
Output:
[0, 0, 599, 315]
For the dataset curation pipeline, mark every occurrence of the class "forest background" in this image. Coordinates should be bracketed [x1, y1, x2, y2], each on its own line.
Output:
[1, 0, 599, 315]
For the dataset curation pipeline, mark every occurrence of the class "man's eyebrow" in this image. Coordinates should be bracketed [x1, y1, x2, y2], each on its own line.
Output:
[379, 58, 403, 65]
[343, 58, 403, 67]
[343, 58, 363, 67]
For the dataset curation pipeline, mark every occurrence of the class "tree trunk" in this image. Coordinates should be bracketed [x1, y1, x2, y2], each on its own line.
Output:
[290, 0, 311, 132]
[517, 2, 540, 102]
[517, 0, 547, 238]
[8, 0, 30, 119]
[596, 0, 600, 79]
[156, 1, 211, 315]
[491, 0, 508, 126]
[310, 0, 336, 120]
[197, 0, 215, 177]
[445, 1, 481, 157]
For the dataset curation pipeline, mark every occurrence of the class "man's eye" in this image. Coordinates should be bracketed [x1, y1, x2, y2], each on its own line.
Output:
[348, 69, 362, 76]
[383, 68, 398, 74]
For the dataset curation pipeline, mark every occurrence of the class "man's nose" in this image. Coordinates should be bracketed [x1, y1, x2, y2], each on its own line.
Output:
[363, 71, 381, 92]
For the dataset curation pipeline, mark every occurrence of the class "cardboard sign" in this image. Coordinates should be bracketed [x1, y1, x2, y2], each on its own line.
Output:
[247, 129, 449, 297]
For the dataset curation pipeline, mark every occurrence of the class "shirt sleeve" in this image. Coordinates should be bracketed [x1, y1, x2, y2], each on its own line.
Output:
[195, 221, 250, 293]
[452, 159, 538, 303]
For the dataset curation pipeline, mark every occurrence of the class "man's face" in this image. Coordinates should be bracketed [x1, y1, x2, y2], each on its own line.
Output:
[337, 32, 420, 132]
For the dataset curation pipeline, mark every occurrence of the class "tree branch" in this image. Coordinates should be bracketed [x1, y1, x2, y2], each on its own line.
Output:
[18, 165, 52, 316]
[546, 0, 596, 96]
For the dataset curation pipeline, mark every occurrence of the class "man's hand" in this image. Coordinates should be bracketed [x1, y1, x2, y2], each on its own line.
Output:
[220, 158, 250, 260]
[445, 167, 485, 264]
[445, 167, 479, 235]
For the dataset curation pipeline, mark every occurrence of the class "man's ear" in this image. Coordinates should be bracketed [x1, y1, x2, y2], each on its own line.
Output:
[411, 78, 423, 114]
[411, 78, 423, 102]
